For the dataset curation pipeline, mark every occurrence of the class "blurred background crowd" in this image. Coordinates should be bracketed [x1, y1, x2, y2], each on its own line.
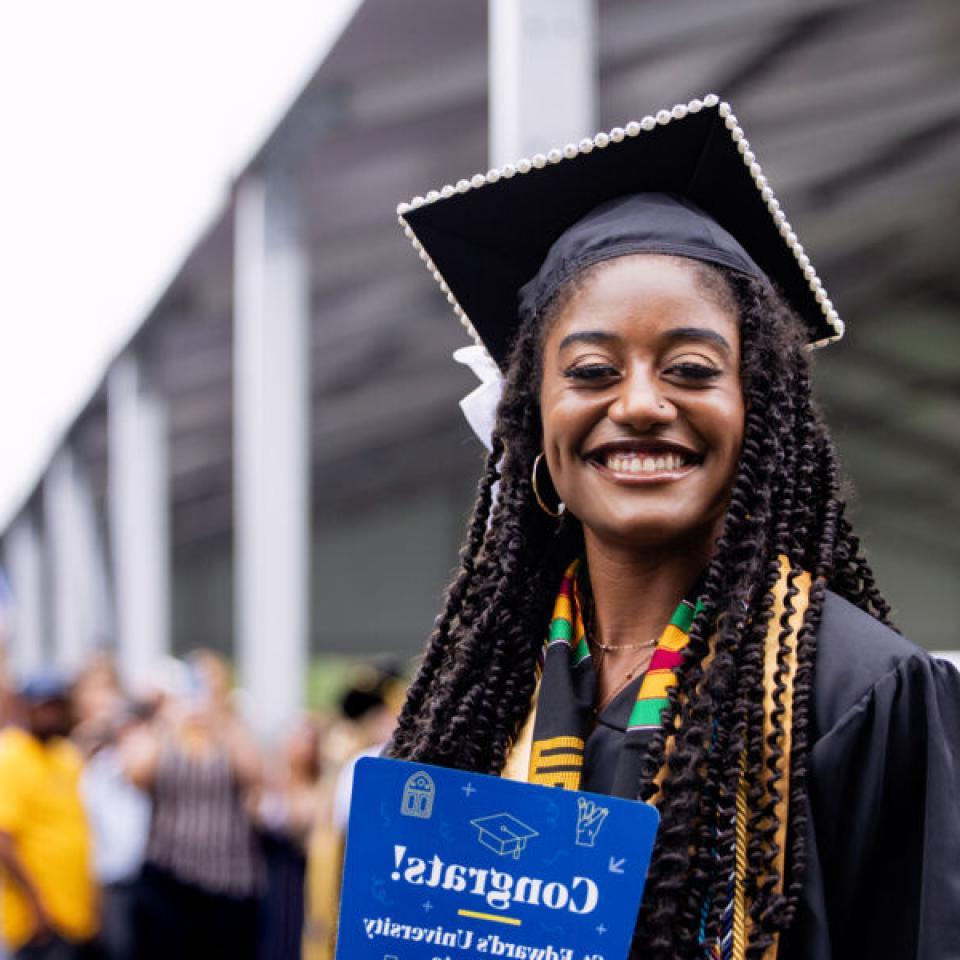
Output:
[0, 641, 404, 960]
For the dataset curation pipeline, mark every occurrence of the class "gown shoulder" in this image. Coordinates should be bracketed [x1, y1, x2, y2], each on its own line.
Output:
[783, 590, 960, 959]
[813, 589, 946, 736]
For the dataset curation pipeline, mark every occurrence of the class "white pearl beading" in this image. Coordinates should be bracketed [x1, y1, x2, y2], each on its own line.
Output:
[397, 94, 844, 353]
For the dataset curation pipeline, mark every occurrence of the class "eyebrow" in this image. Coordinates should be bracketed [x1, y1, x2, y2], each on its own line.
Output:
[665, 327, 733, 353]
[556, 326, 732, 353]
[556, 330, 618, 351]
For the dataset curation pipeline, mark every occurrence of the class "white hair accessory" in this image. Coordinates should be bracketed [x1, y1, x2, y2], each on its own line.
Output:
[453, 345, 505, 452]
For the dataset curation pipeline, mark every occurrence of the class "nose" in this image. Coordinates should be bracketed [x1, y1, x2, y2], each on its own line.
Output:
[607, 367, 676, 428]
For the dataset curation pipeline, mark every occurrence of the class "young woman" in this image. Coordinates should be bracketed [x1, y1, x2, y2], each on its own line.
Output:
[123, 651, 263, 960]
[387, 98, 960, 958]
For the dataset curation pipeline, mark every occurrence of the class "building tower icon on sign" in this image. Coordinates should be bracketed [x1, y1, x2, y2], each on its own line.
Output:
[401, 771, 436, 819]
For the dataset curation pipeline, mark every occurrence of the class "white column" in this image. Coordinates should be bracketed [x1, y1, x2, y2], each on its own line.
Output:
[108, 353, 171, 692]
[489, 0, 597, 167]
[44, 448, 112, 673]
[234, 174, 310, 741]
[3, 515, 46, 677]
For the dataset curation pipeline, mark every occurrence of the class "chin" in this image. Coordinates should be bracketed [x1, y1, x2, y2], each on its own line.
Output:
[576, 508, 726, 556]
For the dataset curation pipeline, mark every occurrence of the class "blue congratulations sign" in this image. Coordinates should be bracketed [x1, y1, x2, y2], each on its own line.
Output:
[336, 758, 659, 960]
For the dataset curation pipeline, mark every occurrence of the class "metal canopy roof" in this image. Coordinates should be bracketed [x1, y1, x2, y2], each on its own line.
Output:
[34, 0, 960, 645]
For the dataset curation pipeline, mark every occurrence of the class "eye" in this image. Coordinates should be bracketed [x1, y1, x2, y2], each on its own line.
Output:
[563, 362, 619, 383]
[664, 360, 722, 382]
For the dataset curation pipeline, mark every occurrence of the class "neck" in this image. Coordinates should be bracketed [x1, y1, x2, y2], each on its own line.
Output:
[582, 532, 711, 649]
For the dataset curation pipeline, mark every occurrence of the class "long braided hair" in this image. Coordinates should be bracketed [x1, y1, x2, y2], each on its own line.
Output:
[388, 259, 892, 958]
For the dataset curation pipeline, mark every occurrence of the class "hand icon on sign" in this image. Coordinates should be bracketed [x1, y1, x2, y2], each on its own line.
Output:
[575, 797, 609, 848]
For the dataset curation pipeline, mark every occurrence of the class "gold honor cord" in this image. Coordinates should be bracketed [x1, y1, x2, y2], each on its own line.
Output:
[733, 749, 749, 959]
[501, 679, 538, 784]
[747, 558, 809, 960]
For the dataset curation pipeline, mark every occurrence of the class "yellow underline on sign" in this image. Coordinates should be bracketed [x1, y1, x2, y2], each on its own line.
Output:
[457, 909, 522, 926]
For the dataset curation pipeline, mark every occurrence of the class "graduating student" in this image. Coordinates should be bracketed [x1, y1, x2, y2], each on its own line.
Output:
[386, 96, 960, 959]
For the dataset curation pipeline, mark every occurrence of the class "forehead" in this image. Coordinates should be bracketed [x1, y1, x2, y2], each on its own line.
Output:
[543, 254, 739, 348]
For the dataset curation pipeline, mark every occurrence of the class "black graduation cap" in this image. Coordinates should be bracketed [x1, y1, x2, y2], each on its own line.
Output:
[398, 94, 842, 369]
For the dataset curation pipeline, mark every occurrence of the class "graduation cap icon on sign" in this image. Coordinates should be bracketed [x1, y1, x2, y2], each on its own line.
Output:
[470, 813, 539, 860]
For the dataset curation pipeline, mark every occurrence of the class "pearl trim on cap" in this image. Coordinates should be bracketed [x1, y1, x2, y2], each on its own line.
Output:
[397, 94, 844, 355]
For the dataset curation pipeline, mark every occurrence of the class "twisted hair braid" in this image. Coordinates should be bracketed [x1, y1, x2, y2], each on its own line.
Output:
[387, 258, 892, 958]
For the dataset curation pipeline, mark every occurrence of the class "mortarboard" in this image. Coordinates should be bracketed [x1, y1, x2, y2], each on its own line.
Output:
[397, 94, 843, 370]
[470, 812, 540, 860]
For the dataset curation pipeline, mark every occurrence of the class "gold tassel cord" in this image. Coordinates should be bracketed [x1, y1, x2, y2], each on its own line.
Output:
[733, 749, 749, 960]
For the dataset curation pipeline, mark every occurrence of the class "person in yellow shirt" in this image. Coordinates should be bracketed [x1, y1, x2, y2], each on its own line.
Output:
[0, 672, 99, 959]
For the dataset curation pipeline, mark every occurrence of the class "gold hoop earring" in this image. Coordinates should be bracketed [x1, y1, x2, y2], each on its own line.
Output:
[532, 453, 565, 518]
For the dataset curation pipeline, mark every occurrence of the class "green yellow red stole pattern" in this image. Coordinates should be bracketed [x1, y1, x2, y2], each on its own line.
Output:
[530, 558, 702, 788]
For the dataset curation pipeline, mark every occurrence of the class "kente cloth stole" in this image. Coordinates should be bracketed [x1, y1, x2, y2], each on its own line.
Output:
[526, 558, 702, 790]
[504, 556, 810, 960]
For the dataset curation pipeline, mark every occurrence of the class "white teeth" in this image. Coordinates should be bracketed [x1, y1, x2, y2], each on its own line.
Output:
[603, 451, 689, 473]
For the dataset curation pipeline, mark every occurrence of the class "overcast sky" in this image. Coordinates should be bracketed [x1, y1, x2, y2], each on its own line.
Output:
[0, 0, 359, 528]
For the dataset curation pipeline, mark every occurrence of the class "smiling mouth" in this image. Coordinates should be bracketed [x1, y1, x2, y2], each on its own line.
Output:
[585, 443, 701, 479]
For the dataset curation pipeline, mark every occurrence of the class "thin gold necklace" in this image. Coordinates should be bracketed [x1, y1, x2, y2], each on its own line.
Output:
[592, 635, 658, 652]
[593, 647, 656, 715]
[590, 624, 660, 714]
[581, 574, 661, 714]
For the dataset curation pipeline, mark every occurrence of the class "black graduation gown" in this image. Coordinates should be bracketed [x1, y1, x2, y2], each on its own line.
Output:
[578, 591, 960, 959]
